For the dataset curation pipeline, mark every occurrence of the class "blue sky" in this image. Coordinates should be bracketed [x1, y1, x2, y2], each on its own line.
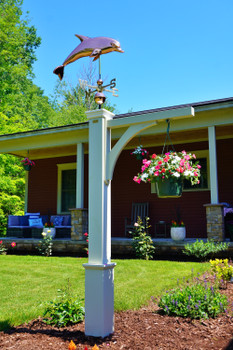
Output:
[22, 0, 233, 114]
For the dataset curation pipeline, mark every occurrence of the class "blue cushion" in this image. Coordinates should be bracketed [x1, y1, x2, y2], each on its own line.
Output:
[29, 218, 43, 227]
[51, 216, 63, 226]
[25, 212, 40, 216]
[19, 216, 29, 226]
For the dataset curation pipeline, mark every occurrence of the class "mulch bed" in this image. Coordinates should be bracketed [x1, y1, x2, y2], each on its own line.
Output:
[1, 278, 233, 349]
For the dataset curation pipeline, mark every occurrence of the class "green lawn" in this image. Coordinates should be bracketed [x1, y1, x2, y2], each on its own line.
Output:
[0, 255, 209, 330]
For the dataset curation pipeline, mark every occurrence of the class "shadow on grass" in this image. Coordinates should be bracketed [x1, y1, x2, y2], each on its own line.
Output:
[0, 320, 13, 332]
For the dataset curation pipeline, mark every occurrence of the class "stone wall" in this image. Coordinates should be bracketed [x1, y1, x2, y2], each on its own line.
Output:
[70, 208, 88, 240]
[204, 203, 225, 241]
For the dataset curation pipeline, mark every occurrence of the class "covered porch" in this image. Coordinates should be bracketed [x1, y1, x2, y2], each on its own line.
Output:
[1, 98, 233, 245]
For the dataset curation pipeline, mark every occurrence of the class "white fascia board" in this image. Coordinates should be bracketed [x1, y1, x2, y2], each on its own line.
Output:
[108, 106, 195, 129]
[0, 124, 89, 153]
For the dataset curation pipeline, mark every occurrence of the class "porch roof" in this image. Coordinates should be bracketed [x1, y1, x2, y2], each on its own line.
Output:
[0, 97, 233, 159]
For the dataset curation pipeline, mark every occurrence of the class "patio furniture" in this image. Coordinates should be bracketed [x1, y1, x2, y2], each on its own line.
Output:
[7, 214, 71, 239]
[124, 202, 149, 236]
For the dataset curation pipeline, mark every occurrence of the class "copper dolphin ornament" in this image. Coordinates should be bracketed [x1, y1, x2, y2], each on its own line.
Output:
[53, 35, 124, 80]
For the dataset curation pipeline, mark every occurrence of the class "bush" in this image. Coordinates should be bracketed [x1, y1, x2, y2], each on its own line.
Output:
[210, 258, 233, 285]
[43, 285, 85, 327]
[37, 232, 53, 257]
[158, 281, 228, 319]
[183, 239, 229, 260]
[130, 217, 155, 260]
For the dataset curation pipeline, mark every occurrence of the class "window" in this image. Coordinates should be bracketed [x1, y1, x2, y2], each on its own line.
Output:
[57, 163, 76, 213]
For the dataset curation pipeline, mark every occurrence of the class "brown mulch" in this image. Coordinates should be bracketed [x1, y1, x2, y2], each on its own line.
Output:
[1, 280, 233, 350]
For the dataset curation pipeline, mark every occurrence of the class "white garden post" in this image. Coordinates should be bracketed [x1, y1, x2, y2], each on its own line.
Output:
[83, 109, 116, 337]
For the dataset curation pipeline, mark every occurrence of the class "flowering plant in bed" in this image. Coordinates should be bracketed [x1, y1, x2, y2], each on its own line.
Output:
[133, 150, 201, 185]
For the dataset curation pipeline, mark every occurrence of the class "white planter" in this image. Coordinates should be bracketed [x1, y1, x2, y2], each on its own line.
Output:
[170, 227, 186, 241]
[43, 227, 56, 238]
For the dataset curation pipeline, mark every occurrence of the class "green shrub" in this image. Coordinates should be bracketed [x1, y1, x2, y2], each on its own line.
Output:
[130, 217, 155, 260]
[43, 285, 85, 327]
[210, 258, 233, 285]
[37, 232, 53, 257]
[183, 239, 229, 260]
[158, 281, 228, 319]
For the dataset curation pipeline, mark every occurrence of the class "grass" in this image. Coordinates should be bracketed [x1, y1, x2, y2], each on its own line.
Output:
[0, 255, 209, 330]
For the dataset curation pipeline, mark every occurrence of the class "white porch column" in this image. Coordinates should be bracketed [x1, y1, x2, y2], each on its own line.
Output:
[24, 171, 29, 213]
[208, 126, 219, 204]
[76, 143, 84, 208]
[83, 109, 116, 337]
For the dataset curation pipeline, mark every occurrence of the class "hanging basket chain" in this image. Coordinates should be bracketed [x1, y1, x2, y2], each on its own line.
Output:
[161, 119, 176, 155]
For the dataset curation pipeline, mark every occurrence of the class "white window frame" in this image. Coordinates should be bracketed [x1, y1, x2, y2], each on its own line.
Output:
[57, 163, 76, 214]
[151, 150, 210, 194]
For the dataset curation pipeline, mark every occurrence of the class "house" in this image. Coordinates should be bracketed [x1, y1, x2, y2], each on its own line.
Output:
[1, 97, 233, 249]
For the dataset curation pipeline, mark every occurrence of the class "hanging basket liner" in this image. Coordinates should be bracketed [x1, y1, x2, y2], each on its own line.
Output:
[23, 164, 32, 171]
[156, 178, 183, 198]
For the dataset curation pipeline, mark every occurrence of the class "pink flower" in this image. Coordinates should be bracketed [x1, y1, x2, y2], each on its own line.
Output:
[141, 165, 146, 172]
[194, 171, 198, 176]
[192, 154, 196, 159]
[0, 240, 2, 244]
[197, 164, 201, 169]
[184, 155, 190, 160]
[180, 159, 185, 166]
[182, 150, 186, 155]
[151, 153, 157, 159]
[133, 176, 141, 184]
[164, 156, 170, 162]
[84, 232, 88, 237]
[165, 152, 170, 156]
[154, 171, 159, 176]
[86, 239, 89, 243]
[11, 242, 16, 248]
[134, 222, 139, 227]
[155, 165, 160, 170]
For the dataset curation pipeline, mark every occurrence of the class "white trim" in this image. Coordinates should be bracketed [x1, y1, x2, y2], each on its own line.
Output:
[208, 126, 219, 203]
[57, 163, 76, 213]
[76, 143, 84, 208]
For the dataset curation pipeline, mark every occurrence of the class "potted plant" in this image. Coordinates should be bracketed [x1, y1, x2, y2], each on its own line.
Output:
[131, 145, 149, 160]
[43, 222, 56, 238]
[21, 157, 35, 171]
[170, 220, 186, 241]
[133, 150, 201, 198]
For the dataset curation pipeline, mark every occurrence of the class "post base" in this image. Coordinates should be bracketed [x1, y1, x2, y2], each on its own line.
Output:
[83, 262, 116, 337]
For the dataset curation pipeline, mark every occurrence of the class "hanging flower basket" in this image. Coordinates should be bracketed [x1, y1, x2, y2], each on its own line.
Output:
[133, 150, 201, 198]
[21, 157, 35, 171]
[131, 145, 148, 160]
[156, 177, 183, 198]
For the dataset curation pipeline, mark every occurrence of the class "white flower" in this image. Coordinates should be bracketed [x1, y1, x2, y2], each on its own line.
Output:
[42, 232, 46, 237]
[173, 172, 181, 178]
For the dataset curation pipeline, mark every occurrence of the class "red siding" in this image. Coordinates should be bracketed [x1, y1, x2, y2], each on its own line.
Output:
[27, 138, 233, 238]
[111, 141, 210, 238]
[28, 155, 88, 215]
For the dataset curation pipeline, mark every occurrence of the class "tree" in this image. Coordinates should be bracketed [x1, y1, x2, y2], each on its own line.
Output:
[0, 0, 55, 134]
[49, 62, 117, 127]
[0, 0, 55, 234]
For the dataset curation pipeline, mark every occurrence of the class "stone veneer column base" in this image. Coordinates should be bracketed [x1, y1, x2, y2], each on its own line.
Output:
[203, 203, 225, 241]
[70, 208, 88, 240]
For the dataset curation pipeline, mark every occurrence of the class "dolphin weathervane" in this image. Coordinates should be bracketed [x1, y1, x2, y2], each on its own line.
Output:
[53, 35, 124, 80]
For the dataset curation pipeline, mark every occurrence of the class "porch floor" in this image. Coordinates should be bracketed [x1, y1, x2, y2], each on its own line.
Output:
[2, 237, 233, 258]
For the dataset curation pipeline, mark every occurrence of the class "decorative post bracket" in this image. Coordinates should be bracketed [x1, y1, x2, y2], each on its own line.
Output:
[106, 106, 195, 182]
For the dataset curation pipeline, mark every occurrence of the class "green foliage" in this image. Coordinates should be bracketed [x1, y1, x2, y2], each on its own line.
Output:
[0, 241, 7, 255]
[37, 232, 53, 257]
[210, 258, 233, 284]
[0, 255, 209, 330]
[43, 284, 85, 327]
[130, 217, 155, 260]
[183, 239, 229, 260]
[158, 278, 228, 319]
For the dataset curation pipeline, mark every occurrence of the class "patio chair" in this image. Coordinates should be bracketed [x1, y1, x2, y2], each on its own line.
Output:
[124, 202, 149, 236]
